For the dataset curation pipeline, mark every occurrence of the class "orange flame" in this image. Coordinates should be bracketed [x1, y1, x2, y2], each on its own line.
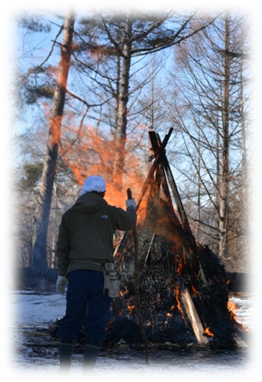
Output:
[120, 290, 129, 298]
[127, 305, 135, 315]
[191, 285, 198, 297]
[204, 327, 214, 337]
[227, 300, 250, 332]
[227, 300, 238, 310]
[227, 300, 238, 321]
[59, 125, 147, 213]
[177, 256, 183, 275]
[174, 286, 186, 323]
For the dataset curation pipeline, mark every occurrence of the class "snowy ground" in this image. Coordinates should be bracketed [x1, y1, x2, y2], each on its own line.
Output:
[3, 290, 260, 382]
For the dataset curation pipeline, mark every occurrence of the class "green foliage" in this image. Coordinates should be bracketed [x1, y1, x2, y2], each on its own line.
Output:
[7, 3, 51, 32]
[24, 83, 55, 104]
[21, 162, 43, 189]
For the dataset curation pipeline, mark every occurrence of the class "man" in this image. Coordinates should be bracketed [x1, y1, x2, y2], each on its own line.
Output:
[56, 175, 137, 372]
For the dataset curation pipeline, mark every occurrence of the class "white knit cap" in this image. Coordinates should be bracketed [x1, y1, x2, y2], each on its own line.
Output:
[81, 176, 106, 195]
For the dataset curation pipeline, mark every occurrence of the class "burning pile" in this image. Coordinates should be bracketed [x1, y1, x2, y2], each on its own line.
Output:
[104, 129, 247, 350]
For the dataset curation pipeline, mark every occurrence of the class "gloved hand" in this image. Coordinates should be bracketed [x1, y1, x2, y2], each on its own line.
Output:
[126, 198, 137, 211]
[56, 275, 68, 294]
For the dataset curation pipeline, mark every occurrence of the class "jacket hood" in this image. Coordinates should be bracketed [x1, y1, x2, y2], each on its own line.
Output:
[73, 192, 107, 214]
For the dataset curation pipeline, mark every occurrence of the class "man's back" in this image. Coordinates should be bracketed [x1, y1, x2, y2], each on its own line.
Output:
[56, 192, 136, 276]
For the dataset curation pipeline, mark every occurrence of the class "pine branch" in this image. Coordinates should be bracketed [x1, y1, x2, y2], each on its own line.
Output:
[132, 14, 222, 56]
[100, 16, 124, 58]
[130, 15, 168, 44]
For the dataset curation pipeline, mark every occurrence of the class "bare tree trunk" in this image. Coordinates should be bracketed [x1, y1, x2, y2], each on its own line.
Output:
[113, 14, 132, 191]
[215, 115, 221, 253]
[114, 27, 122, 131]
[239, 55, 252, 268]
[218, 14, 230, 259]
[196, 126, 201, 240]
[31, 10, 75, 287]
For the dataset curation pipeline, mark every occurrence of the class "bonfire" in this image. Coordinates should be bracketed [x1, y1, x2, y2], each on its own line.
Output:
[104, 129, 248, 361]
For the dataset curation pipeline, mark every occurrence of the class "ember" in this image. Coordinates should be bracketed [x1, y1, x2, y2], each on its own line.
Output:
[104, 129, 249, 352]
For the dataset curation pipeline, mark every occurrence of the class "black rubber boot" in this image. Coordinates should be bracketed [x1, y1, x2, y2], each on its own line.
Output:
[83, 339, 103, 372]
[59, 337, 74, 372]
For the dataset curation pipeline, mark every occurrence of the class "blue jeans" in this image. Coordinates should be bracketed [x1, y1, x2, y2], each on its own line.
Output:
[58, 269, 112, 342]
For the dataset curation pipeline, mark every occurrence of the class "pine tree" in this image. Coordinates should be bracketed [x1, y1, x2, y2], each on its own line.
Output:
[76, 10, 215, 190]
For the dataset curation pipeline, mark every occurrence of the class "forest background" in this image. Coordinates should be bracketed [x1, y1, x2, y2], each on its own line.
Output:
[1, 0, 261, 292]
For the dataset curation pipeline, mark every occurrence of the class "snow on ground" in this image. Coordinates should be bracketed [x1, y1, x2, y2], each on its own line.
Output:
[3, 290, 260, 382]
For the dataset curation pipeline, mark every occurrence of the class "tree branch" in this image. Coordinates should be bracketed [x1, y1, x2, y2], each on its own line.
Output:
[65, 87, 114, 108]
[25, 24, 64, 77]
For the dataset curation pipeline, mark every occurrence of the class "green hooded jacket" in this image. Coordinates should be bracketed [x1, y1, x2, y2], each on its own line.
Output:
[56, 192, 137, 276]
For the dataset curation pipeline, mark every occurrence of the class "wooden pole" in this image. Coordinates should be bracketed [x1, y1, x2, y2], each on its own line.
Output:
[144, 233, 155, 266]
[181, 288, 209, 345]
